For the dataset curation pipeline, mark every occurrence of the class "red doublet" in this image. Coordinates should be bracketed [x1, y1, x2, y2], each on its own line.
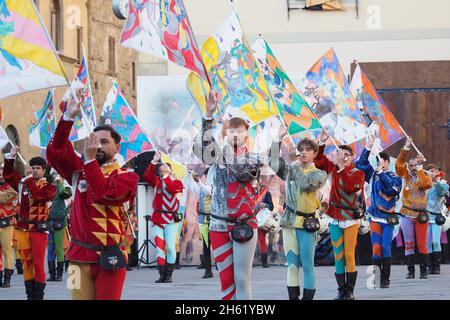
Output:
[227, 181, 258, 230]
[0, 183, 18, 219]
[314, 145, 365, 221]
[143, 163, 183, 225]
[46, 119, 139, 263]
[3, 161, 56, 231]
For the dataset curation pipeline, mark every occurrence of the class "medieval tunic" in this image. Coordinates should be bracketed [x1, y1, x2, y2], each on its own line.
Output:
[46, 119, 139, 263]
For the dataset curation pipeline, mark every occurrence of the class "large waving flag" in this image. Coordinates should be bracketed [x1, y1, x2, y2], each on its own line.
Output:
[120, 0, 207, 80]
[0, 0, 68, 99]
[60, 50, 96, 142]
[29, 89, 56, 149]
[187, 11, 278, 126]
[300, 48, 367, 145]
[252, 38, 321, 141]
[100, 80, 154, 163]
[350, 63, 405, 154]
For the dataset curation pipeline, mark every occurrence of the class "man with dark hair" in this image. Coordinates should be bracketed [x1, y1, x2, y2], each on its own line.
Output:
[396, 138, 432, 280]
[314, 129, 365, 300]
[356, 137, 402, 288]
[46, 91, 139, 300]
[4, 148, 56, 300]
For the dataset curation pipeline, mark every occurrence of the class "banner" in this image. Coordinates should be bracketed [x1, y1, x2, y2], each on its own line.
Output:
[100, 80, 154, 163]
[29, 89, 56, 149]
[252, 38, 321, 142]
[0, 0, 67, 99]
[300, 48, 367, 146]
[187, 11, 278, 126]
[120, 0, 207, 79]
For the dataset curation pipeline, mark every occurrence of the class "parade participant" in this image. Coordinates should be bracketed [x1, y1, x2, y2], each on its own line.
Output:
[4, 148, 56, 300]
[314, 129, 365, 300]
[124, 200, 138, 271]
[46, 92, 139, 300]
[425, 165, 449, 275]
[356, 139, 402, 288]
[0, 164, 19, 288]
[187, 168, 214, 278]
[279, 138, 327, 300]
[254, 178, 274, 269]
[192, 92, 284, 300]
[144, 154, 183, 283]
[395, 138, 432, 279]
[46, 174, 72, 282]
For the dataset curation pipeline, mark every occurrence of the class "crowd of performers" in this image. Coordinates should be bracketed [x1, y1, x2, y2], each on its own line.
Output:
[0, 90, 449, 300]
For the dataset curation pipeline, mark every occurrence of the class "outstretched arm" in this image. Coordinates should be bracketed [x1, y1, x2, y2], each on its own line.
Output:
[356, 148, 374, 183]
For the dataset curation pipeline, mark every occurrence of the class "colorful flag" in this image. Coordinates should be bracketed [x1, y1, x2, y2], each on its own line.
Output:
[100, 80, 154, 163]
[120, 0, 207, 79]
[187, 11, 278, 126]
[350, 63, 405, 154]
[252, 38, 321, 140]
[0, 0, 68, 99]
[29, 89, 56, 149]
[60, 50, 96, 142]
[300, 48, 367, 145]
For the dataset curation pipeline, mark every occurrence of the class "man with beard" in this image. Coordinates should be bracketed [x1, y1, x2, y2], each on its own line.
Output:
[395, 138, 432, 280]
[4, 149, 56, 300]
[46, 91, 139, 300]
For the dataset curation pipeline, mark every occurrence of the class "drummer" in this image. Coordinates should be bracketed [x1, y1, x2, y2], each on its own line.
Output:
[277, 138, 328, 300]
[253, 177, 274, 268]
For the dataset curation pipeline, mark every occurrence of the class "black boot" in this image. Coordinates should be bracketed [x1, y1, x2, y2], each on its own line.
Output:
[164, 263, 174, 283]
[343, 272, 357, 300]
[155, 265, 166, 283]
[381, 258, 392, 288]
[302, 288, 316, 300]
[0, 271, 3, 288]
[271, 251, 278, 263]
[64, 260, 69, 273]
[197, 255, 205, 269]
[372, 259, 382, 288]
[261, 253, 269, 268]
[56, 262, 64, 281]
[433, 252, 441, 274]
[46, 261, 56, 282]
[441, 244, 450, 264]
[202, 255, 213, 279]
[287, 286, 300, 300]
[15, 259, 23, 275]
[334, 273, 346, 300]
[2, 269, 14, 288]
[126, 254, 133, 271]
[428, 252, 435, 274]
[175, 253, 181, 270]
[419, 254, 428, 279]
[24, 280, 35, 300]
[405, 254, 415, 279]
[34, 282, 46, 300]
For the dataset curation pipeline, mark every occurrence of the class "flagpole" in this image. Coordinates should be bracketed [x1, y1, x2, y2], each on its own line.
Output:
[81, 42, 97, 126]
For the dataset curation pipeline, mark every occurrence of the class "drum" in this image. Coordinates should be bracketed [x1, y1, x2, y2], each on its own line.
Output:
[257, 208, 280, 233]
[358, 217, 370, 235]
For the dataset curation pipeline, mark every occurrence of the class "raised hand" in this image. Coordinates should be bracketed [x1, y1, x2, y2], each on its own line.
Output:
[404, 136, 412, 150]
[65, 88, 84, 119]
[416, 153, 426, 165]
[319, 128, 329, 144]
[9, 145, 19, 158]
[205, 91, 219, 118]
[83, 133, 100, 162]
[152, 152, 161, 164]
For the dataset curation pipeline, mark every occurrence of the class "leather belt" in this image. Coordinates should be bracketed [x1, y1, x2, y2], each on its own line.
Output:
[71, 238, 126, 252]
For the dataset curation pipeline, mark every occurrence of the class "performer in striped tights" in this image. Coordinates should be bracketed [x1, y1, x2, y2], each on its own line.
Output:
[144, 153, 183, 283]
